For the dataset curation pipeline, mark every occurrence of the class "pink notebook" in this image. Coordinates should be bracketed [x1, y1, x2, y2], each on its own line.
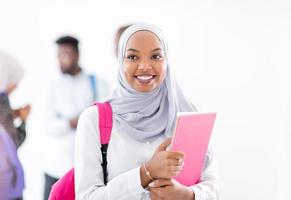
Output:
[170, 112, 216, 186]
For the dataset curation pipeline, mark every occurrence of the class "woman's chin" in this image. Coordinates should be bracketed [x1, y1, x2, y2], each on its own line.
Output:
[133, 83, 157, 93]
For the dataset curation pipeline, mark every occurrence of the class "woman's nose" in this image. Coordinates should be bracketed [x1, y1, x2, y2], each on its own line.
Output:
[137, 59, 151, 70]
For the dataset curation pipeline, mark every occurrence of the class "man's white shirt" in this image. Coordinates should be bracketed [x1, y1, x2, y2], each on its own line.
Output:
[43, 71, 109, 178]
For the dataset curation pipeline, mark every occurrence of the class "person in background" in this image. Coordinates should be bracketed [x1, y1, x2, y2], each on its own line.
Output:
[0, 50, 31, 200]
[42, 36, 108, 200]
[114, 24, 131, 58]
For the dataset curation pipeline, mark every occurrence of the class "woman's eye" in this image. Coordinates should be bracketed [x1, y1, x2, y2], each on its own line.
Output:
[152, 54, 163, 60]
[127, 55, 138, 61]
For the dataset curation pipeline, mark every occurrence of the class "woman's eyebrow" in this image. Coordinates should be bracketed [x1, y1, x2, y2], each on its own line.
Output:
[126, 48, 139, 52]
[151, 48, 163, 52]
[126, 48, 163, 52]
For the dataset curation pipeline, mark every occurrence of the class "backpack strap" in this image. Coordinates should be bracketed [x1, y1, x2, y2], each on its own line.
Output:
[89, 74, 97, 101]
[94, 102, 112, 184]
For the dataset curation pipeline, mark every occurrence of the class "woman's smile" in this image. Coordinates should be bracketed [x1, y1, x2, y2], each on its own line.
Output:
[134, 74, 157, 84]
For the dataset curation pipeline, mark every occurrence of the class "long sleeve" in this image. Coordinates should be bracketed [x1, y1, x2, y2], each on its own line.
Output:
[74, 107, 146, 200]
[190, 144, 220, 200]
[45, 85, 70, 137]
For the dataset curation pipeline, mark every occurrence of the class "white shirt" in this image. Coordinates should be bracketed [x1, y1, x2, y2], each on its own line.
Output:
[43, 71, 109, 178]
[75, 106, 220, 200]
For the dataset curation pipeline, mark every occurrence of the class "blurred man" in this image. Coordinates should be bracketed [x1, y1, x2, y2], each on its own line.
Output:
[42, 36, 108, 200]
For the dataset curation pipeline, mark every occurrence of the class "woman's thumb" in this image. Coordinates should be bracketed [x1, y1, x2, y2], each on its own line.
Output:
[156, 138, 172, 152]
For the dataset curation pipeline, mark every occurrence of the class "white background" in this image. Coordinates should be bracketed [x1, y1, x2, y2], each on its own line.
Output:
[0, 0, 290, 199]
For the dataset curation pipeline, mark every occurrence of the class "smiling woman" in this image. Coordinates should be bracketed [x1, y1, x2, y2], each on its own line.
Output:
[74, 23, 219, 200]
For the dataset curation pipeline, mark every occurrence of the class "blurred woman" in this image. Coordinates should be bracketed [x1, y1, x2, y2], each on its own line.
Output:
[0, 50, 31, 200]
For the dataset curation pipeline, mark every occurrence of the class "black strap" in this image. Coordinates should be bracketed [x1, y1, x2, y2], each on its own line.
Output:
[101, 144, 109, 184]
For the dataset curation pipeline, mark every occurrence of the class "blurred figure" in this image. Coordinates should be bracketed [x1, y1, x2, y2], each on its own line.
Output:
[0, 50, 31, 200]
[114, 24, 131, 58]
[42, 36, 108, 200]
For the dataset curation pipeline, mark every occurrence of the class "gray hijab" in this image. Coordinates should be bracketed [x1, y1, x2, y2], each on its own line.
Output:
[107, 23, 196, 142]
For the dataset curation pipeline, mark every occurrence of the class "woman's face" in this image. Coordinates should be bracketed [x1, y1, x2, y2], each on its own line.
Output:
[123, 31, 167, 93]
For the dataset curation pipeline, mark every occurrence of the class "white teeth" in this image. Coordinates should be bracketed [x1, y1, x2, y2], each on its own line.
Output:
[136, 75, 154, 80]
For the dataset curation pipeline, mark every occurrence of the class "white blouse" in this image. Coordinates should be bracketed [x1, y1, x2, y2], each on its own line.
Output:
[74, 106, 219, 200]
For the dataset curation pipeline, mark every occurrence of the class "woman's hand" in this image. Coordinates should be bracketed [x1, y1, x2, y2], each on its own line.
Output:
[149, 179, 195, 200]
[14, 104, 31, 121]
[146, 138, 185, 179]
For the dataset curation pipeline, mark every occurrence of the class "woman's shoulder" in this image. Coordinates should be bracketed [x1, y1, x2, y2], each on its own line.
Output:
[76, 106, 101, 147]
[79, 105, 99, 122]
[78, 106, 100, 136]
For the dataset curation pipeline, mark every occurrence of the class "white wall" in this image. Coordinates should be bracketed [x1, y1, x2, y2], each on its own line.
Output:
[0, 0, 290, 199]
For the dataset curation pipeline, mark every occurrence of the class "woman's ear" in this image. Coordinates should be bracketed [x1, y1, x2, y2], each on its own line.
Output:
[6, 83, 18, 95]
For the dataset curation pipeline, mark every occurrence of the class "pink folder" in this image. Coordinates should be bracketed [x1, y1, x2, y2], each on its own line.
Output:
[170, 112, 216, 186]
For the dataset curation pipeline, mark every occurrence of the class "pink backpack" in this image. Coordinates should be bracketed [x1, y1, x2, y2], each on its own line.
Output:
[48, 102, 113, 200]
